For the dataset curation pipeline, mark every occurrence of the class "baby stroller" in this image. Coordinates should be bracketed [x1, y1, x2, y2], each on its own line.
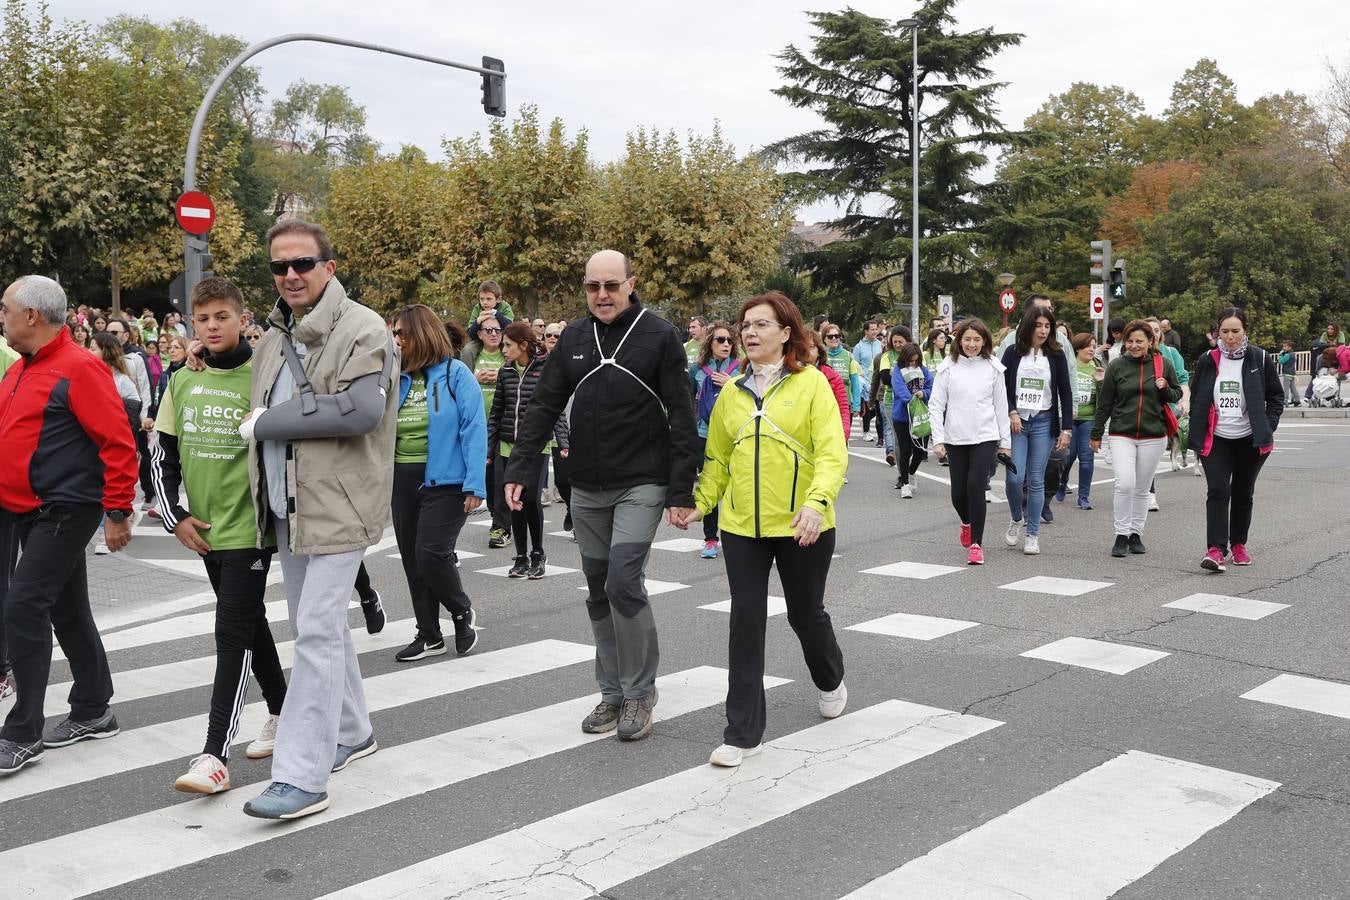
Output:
[1309, 369, 1346, 408]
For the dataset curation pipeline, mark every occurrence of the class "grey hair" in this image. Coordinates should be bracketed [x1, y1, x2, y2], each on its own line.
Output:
[12, 275, 67, 325]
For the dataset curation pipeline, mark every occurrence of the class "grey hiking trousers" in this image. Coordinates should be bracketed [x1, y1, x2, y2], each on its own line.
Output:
[570, 484, 664, 703]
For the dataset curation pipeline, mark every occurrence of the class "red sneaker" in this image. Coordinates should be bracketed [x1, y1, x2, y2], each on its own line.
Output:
[1230, 544, 1252, 566]
[1201, 547, 1226, 573]
[960, 524, 972, 548]
[967, 544, 984, 565]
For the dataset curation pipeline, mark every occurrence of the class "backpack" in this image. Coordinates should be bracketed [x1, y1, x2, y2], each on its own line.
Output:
[697, 359, 741, 424]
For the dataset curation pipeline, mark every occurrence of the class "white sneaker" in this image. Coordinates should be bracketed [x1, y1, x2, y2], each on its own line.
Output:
[1194, 461, 1203, 478]
[540, 490, 551, 507]
[1023, 535, 1040, 555]
[709, 743, 762, 767]
[93, 532, 109, 555]
[246, 714, 280, 759]
[1004, 520, 1024, 547]
[900, 484, 913, 499]
[1170, 447, 1181, 470]
[985, 490, 994, 504]
[819, 683, 848, 718]
[174, 753, 230, 794]
[1148, 493, 1159, 512]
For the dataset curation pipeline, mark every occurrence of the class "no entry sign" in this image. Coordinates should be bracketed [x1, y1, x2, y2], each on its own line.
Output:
[175, 191, 216, 235]
[998, 289, 1016, 312]
[1090, 284, 1105, 320]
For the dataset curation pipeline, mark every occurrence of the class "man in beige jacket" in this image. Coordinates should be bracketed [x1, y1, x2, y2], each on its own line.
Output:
[240, 220, 397, 820]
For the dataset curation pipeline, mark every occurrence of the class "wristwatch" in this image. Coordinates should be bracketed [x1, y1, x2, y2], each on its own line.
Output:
[106, 509, 132, 523]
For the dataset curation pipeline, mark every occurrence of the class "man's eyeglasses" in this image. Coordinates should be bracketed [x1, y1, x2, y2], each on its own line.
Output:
[739, 319, 783, 333]
[713, 336, 733, 344]
[268, 256, 327, 277]
[584, 279, 628, 295]
[481, 327, 502, 334]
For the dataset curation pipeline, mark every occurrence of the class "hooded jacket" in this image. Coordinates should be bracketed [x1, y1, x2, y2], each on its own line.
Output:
[503, 297, 698, 506]
[488, 353, 569, 459]
[398, 357, 488, 497]
[695, 364, 847, 538]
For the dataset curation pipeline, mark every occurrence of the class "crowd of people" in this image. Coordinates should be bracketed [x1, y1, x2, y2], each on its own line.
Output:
[0, 221, 1307, 815]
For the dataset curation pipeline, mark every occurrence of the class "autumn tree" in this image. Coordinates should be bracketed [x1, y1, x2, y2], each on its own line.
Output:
[766, 0, 1023, 324]
[1098, 160, 1202, 252]
[592, 125, 790, 319]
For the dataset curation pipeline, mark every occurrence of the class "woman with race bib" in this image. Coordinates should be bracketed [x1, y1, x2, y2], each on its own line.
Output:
[1056, 333, 1103, 510]
[999, 307, 1073, 555]
[1188, 307, 1283, 572]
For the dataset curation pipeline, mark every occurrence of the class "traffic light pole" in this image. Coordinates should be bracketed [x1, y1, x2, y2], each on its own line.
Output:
[181, 33, 506, 322]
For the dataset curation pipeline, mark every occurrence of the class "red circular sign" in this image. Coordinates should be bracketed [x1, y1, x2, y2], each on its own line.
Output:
[1091, 295, 1105, 314]
[175, 191, 216, 235]
[999, 289, 1016, 311]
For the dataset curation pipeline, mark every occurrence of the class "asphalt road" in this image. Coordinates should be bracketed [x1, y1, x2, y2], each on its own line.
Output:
[3, 417, 1349, 899]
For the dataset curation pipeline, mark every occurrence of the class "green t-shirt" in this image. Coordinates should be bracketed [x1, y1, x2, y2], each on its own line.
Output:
[684, 339, 701, 367]
[474, 348, 505, 416]
[1073, 361, 1099, 421]
[396, 373, 430, 463]
[154, 361, 262, 551]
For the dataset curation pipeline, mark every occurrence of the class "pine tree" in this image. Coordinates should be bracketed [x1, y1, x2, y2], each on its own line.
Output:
[766, 0, 1023, 321]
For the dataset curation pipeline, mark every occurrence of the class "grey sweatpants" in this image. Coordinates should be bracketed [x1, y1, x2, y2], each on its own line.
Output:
[270, 517, 372, 793]
[571, 484, 664, 703]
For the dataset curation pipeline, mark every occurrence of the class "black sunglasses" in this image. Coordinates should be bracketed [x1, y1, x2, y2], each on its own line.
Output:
[713, 336, 733, 344]
[269, 256, 327, 277]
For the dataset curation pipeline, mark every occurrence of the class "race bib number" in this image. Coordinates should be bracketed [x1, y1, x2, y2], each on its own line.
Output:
[1074, 373, 1093, 407]
[1017, 375, 1047, 409]
[1217, 380, 1242, 411]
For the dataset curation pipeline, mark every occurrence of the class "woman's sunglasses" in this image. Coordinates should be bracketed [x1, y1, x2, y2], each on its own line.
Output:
[713, 336, 733, 344]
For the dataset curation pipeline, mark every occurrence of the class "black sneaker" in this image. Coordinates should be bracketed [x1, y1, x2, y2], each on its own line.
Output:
[527, 549, 547, 580]
[359, 590, 386, 635]
[488, 528, 511, 549]
[563, 512, 573, 532]
[1111, 535, 1129, 558]
[507, 555, 529, 578]
[581, 702, 621, 734]
[0, 738, 44, 775]
[394, 635, 446, 662]
[617, 688, 658, 741]
[453, 609, 478, 655]
[42, 711, 119, 748]
[1128, 533, 1147, 554]
[1041, 505, 1054, 524]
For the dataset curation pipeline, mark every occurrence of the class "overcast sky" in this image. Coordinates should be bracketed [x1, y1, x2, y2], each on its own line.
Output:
[57, 0, 1350, 222]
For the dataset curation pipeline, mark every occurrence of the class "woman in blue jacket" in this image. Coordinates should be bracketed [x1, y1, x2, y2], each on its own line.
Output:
[389, 304, 488, 663]
[890, 342, 933, 498]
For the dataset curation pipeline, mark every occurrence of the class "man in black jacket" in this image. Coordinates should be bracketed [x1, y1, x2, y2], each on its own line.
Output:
[505, 249, 698, 742]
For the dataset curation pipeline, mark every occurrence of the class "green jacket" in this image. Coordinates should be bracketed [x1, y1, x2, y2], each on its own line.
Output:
[1091, 350, 1183, 441]
[695, 365, 847, 538]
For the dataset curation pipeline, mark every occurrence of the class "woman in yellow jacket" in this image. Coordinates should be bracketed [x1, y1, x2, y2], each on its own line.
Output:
[679, 291, 848, 768]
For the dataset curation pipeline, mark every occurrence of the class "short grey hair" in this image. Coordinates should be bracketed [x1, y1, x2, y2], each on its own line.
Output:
[12, 276, 67, 326]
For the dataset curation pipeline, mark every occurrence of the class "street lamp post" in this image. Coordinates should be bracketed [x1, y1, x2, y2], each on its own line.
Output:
[898, 17, 920, 338]
[180, 34, 506, 321]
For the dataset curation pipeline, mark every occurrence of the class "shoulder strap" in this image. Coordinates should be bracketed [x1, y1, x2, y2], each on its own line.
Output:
[278, 332, 317, 415]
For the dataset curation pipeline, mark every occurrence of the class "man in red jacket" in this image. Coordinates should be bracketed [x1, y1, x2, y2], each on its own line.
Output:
[0, 275, 139, 777]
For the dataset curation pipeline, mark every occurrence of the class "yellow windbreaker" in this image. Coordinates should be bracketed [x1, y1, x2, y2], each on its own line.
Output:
[695, 365, 848, 538]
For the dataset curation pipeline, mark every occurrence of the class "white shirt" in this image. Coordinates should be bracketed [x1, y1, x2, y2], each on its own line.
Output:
[1014, 350, 1052, 418]
[929, 355, 1011, 448]
[1213, 354, 1251, 439]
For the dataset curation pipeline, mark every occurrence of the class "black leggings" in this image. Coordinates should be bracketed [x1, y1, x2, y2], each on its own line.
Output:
[891, 418, 927, 485]
[721, 530, 844, 749]
[946, 441, 998, 545]
[1202, 435, 1268, 552]
[498, 453, 546, 555]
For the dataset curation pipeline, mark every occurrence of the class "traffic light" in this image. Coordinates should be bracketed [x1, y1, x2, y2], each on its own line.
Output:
[1110, 259, 1126, 300]
[1090, 239, 1112, 282]
[481, 56, 506, 118]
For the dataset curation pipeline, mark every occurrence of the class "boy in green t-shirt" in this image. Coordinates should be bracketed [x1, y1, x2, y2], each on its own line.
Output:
[152, 277, 289, 796]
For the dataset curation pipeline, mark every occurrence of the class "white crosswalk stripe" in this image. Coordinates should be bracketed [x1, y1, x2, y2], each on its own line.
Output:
[841, 751, 1278, 899]
[3, 666, 778, 898]
[324, 700, 1002, 899]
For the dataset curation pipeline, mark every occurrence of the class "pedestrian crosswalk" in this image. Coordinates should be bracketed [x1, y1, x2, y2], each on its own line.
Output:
[0, 563, 1303, 900]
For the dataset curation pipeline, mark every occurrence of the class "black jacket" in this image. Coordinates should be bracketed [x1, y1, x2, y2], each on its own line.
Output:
[488, 354, 569, 458]
[1189, 346, 1283, 451]
[1000, 345, 1074, 433]
[504, 298, 699, 506]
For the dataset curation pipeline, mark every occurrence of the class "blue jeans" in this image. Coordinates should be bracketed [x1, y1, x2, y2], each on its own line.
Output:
[1061, 420, 1095, 503]
[1007, 413, 1052, 535]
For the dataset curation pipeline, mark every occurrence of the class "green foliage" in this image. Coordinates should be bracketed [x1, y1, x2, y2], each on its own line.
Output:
[766, 0, 1024, 324]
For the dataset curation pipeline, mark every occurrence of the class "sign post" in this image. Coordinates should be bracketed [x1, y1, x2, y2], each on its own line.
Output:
[1090, 284, 1105, 342]
[937, 295, 953, 329]
[999, 289, 1016, 330]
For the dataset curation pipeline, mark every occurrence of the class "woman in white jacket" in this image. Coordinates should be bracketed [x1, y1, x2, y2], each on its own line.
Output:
[929, 318, 1012, 565]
